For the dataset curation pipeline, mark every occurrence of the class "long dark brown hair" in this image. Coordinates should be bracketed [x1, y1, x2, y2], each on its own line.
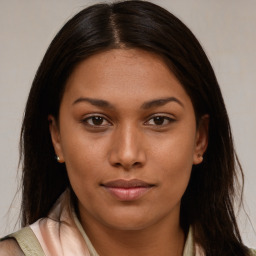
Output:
[20, 1, 250, 255]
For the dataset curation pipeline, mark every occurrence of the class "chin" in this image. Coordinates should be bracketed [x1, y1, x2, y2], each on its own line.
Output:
[99, 208, 160, 231]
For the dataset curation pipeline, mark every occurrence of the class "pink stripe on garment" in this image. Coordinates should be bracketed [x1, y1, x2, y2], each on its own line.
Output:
[30, 191, 91, 256]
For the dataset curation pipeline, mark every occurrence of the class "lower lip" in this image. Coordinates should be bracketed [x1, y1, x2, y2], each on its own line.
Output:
[104, 187, 152, 201]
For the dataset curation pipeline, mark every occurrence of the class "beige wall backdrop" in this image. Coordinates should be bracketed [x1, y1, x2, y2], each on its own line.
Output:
[0, 0, 255, 246]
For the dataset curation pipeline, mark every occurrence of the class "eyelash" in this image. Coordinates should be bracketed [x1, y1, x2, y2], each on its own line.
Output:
[145, 115, 175, 126]
[81, 115, 111, 127]
[81, 114, 175, 128]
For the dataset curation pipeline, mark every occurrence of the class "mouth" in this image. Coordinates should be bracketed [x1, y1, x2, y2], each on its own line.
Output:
[101, 179, 155, 201]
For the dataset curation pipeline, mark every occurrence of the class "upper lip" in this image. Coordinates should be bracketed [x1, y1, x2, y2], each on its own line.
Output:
[102, 179, 154, 188]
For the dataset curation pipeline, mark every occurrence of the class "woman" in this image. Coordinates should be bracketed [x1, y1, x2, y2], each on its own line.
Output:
[0, 1, 255, 255]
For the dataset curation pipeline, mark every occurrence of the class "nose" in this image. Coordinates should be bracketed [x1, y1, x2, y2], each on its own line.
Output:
[108, 124, 146, 170]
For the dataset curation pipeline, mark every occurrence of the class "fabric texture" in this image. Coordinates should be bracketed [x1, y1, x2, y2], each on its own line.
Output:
[11, 227, 45, 256]
[251, 249, 256, 256]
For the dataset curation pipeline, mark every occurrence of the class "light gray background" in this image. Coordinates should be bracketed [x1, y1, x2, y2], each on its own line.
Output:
[0, 0, 255, 247]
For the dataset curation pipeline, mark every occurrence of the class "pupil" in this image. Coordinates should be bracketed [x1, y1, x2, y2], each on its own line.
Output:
[154, 117, 164, 125]
[92, 116, 103, 125]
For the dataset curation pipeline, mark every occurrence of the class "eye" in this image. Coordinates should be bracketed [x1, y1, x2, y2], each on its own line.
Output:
[145, 115, 174, 126]
[82, 115, 111, 127]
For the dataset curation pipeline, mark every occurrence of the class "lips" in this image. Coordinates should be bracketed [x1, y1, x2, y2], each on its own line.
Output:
[101, 179, 154, 201]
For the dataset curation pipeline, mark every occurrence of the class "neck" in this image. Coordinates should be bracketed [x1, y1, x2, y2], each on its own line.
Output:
[79, 209, 185, 256]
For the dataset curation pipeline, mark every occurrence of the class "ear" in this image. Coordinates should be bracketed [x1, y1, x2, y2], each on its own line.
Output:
[48, 115, 65, 163]
[193, 115, 209, 165]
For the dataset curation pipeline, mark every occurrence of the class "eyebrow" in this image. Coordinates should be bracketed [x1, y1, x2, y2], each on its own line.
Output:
[72, 96, 184, 109]
[141, 97, 184, 109]
[73, 97, 114, 109]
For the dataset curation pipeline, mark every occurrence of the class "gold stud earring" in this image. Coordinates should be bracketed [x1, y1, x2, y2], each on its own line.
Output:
[56, 155, 62, 163]
[198, 154, 203, 162]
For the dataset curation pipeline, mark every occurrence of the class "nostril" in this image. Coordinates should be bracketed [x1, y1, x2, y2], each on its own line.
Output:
[108, 143, 146, 170]
[114, 163, 122, 168]
[133, 162, 141, 167]
[112, 161, 142, 170]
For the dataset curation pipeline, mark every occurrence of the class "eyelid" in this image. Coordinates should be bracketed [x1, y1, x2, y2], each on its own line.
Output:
[144, 113, 176, 126]
[81, 114, 112, 127]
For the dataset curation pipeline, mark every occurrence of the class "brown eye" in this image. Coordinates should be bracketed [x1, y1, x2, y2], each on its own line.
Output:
[146, 115, 174, 126]
[91, 116, 104, 125]
[153, 116, 165, 125]
[83, 116, 110, 126]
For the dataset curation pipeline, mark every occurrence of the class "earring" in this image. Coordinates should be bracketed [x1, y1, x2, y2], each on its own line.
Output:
[198, 153, 203, 162]
[56, 155, 62, 163]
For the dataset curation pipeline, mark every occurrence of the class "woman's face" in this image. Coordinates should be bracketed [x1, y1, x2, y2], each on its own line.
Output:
[49, 49, 208, 232]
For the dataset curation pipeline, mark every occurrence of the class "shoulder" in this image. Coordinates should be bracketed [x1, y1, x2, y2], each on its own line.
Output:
[0, 238, 25, 256]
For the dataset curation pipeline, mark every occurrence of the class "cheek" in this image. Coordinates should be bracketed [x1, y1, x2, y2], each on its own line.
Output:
[152, 124, 196, 167]
[150, 126, 196, 196]
[59, 127, 108, 189]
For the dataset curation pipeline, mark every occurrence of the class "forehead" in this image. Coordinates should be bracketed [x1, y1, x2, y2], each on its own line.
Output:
[63, 48, 192, 108]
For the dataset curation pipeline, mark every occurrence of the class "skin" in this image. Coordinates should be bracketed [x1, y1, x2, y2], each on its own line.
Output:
[49, 48, 208, 256]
